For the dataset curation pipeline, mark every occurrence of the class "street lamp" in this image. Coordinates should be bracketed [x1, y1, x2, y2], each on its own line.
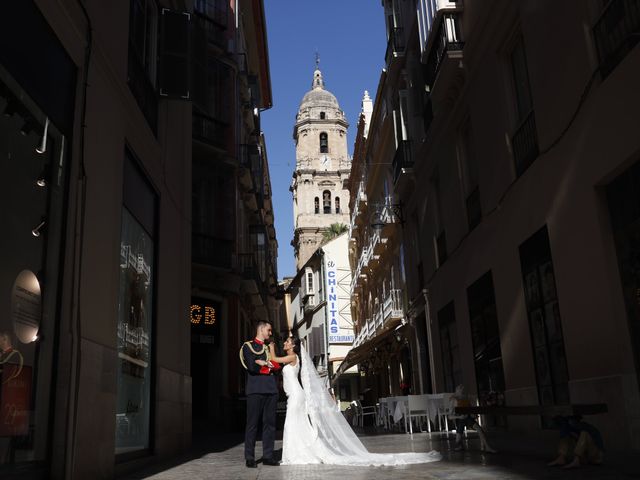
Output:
[369, 201, 404, 233]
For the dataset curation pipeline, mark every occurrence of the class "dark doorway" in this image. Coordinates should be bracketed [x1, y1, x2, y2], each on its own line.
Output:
[190, 298, 221, 430]
[607, 161, 640, 394]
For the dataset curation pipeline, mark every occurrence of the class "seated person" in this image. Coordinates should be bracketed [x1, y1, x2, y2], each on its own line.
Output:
[449, 385, 497, 453]
[547, 415, 604, 468]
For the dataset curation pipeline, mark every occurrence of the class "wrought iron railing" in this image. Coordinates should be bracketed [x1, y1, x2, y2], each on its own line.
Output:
[385, 27, 406, 66]
[423, 13, 464, 88]
[193, 111, 227, 148]
[383, 289, 404, 322]
[512, 110, 539, 176]
[392, 140, 413, 184]
[594, 0, 640, 77]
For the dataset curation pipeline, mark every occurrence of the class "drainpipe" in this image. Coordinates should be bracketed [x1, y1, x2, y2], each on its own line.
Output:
[422, 288, 437, 393]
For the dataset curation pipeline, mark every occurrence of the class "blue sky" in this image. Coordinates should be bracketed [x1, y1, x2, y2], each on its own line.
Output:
[262, 0, 387, 280]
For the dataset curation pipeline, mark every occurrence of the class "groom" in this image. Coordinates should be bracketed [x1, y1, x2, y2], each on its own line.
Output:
[240, 320, 281, 468]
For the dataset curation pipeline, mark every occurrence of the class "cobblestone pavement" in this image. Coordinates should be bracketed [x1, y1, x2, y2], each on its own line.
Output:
[125, 431, 640, 480]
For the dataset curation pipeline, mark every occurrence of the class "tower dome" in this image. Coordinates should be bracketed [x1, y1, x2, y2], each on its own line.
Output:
[298, 68, 341, 111]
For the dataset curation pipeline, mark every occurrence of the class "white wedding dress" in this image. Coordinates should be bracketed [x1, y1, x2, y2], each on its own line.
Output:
[280, 346, 442, 466]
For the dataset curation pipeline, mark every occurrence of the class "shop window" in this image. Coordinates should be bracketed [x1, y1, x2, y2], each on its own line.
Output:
[467, 271, 506, 428]
[0, 70, 69, 469]
[115, 151, 157, 456]
[519, 226, 570, 428]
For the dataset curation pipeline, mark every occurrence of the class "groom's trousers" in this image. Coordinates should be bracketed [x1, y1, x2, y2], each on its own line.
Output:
[245, 393, 278, 461]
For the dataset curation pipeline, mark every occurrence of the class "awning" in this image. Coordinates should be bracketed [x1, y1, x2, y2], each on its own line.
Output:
[333, 318, 404, 380]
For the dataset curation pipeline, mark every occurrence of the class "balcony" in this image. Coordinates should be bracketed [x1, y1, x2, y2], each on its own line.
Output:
[392, 140, 413, 185]
[512, 110, 539, 176]
[237, 252, 268, 306]
[193, 11, 226, 49]
[383, 289, 404, 323]
[193, 111, 227, 148]
[594, 0, 640, 78]
[423, 13, 464, 90]
[385, 27, 406, 67]
[374, 304, 383, 330]
[192, 233, 233, 269]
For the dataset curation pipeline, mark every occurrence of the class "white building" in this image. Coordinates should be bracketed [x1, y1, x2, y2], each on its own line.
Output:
[286, 233, 358, 408]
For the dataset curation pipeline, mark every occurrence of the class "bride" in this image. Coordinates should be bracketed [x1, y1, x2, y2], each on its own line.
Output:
[259, 336, 441, 466]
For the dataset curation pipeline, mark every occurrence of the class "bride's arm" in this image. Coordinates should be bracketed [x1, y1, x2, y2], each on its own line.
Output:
[265, 342, 296, 364]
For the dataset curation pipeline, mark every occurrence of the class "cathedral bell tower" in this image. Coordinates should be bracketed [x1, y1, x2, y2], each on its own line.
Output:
[290, 64, 351, 271]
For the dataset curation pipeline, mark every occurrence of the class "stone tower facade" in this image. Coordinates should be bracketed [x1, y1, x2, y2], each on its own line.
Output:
[291, 66, 351, 271]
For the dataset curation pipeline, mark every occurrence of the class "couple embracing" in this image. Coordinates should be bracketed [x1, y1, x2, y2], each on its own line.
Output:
[240, 320, 441, 467]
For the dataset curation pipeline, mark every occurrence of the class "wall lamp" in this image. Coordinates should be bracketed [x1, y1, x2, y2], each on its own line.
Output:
[36, 117, 49, 154]
[32, 220, 46, 237]
[36, 165, 50, 187]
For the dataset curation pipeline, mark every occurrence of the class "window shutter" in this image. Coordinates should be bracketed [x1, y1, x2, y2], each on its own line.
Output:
[159, 8, 190, 99]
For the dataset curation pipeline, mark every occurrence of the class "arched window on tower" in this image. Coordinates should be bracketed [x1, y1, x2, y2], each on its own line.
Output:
[314, 197, 319, 214]
[335, 196, 340, 214]
[320, 132, 328, 153]
[320, 112, 326, 119]
[323, 190, 331, 214]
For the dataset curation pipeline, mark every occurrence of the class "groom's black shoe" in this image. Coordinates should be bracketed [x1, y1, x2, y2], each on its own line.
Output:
[245, 459, 257, 468]
[263, 458, 280, 466]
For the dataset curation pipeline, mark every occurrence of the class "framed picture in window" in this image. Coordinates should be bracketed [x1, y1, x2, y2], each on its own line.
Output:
[539, 261, 557, 302]
[530, 308, 546, 347]
[524, 271, 541, 308]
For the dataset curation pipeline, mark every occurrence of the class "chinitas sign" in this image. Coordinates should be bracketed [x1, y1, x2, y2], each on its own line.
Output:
[325, 259, 354, 344]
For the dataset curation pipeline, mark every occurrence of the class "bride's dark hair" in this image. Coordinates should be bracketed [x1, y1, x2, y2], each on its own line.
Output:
[288, 335, 302, 383]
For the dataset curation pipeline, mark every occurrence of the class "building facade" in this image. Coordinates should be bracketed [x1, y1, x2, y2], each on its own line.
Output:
[345, 0, 640, 452]
[190, 0, 280, 433]
[0, 0, 279, 478]
[291, 66, 351, 270]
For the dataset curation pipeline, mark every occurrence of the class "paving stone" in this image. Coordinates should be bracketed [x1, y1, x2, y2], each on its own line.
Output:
[124, 430, 640, 480]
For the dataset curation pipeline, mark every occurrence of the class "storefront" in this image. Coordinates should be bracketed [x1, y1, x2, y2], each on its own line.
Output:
[0, 4, 75, 472]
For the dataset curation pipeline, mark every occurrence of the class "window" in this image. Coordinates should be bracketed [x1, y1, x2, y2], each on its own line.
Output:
[519, 226, 570, 428]
[432, 172, 447, 265]
[458, 118, 481, 230]
[314, 197, 319, 214]
[438, 302, 462, 393]
[305, 267, 315, 295]
[335, 197, 341, 214]
[467, 271, 506, 428]
[128, 0, 159, 130]
[510, 36, 539, 175]
[320, 132, 328, 153]
[320, 111, 326, 119]
[116, 151, 157, 455]
[594, 0, 640, 77]
[192, 163, 235, 267]
[323, 190, 331, 214]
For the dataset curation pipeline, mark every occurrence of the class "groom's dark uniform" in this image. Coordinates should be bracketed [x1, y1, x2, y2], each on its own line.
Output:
[240, 338, 281, 463]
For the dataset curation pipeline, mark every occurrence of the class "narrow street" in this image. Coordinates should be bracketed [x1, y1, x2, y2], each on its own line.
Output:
[125, 431, 640, 480]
